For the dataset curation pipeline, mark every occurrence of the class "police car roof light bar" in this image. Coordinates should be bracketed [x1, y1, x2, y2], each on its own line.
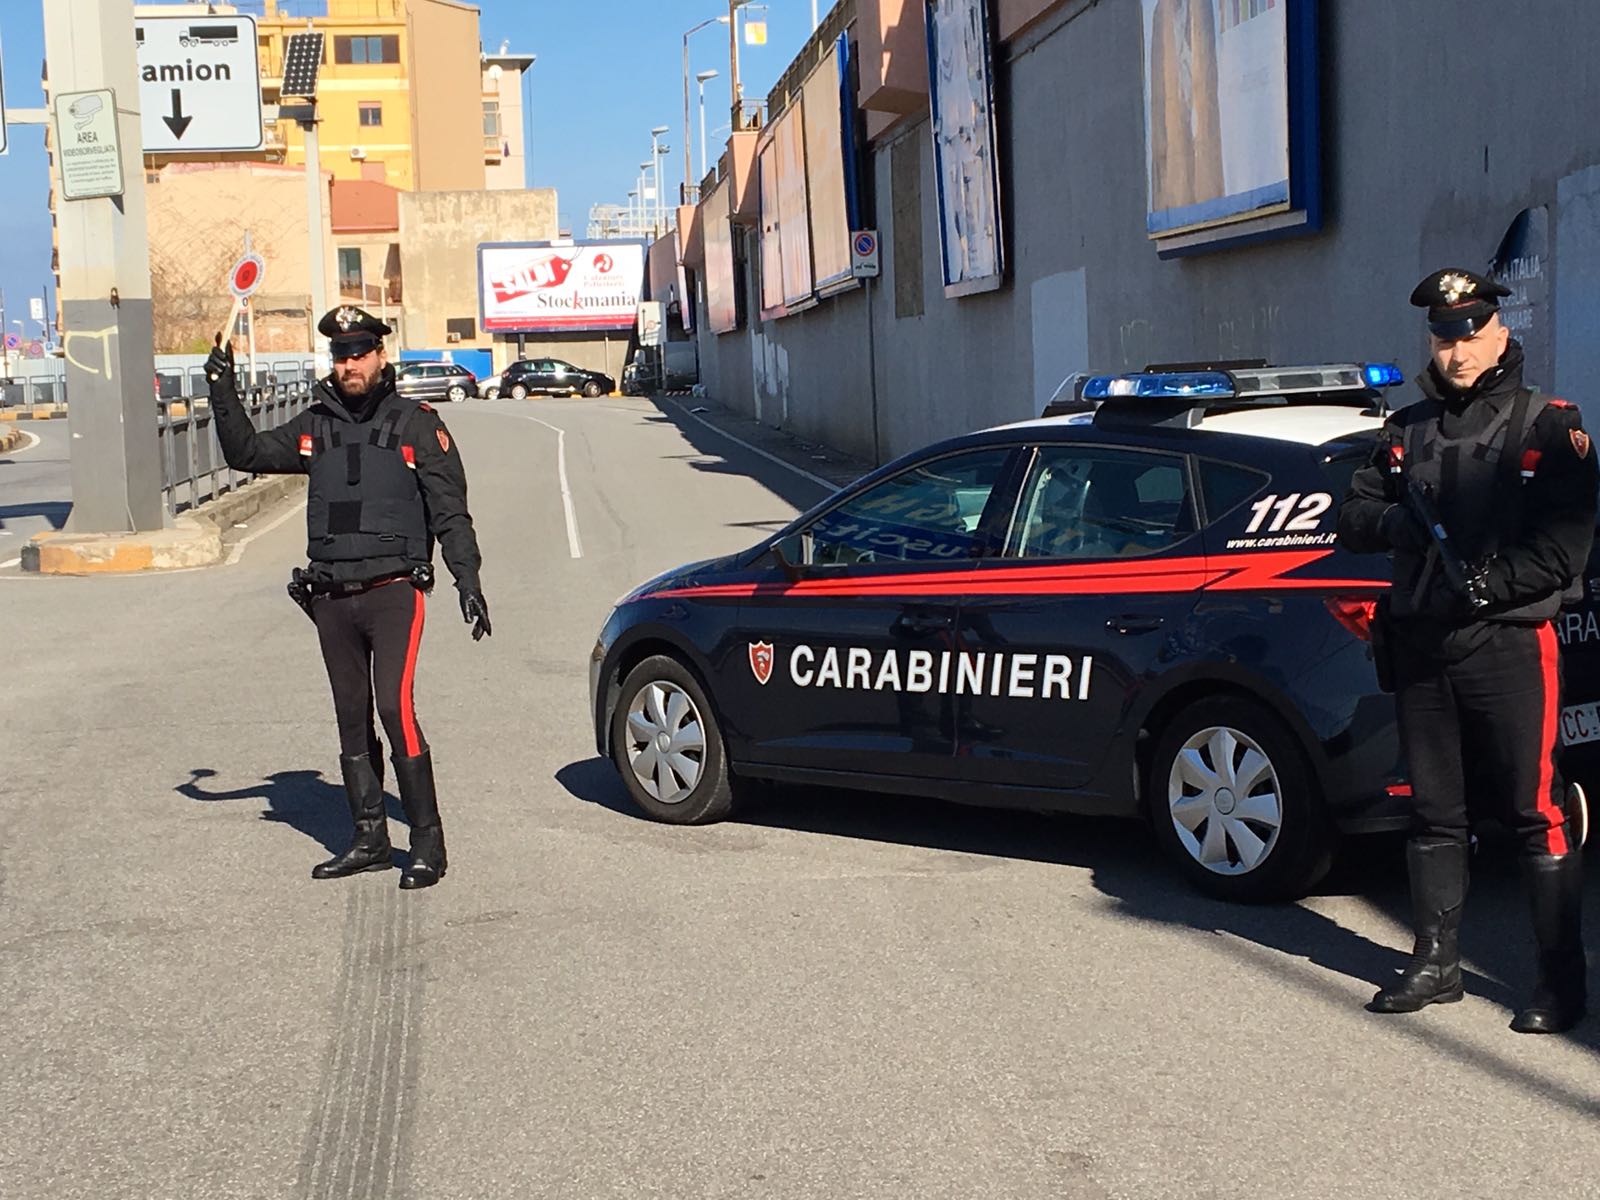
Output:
[1079, 371, 1235, 402]
[1362, 362, 1405, 388]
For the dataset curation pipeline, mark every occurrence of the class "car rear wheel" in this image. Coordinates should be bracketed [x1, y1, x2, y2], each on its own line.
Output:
[1148, 696, 1334, 902]
[447, 384, 467, 402]
[582, 380, 604, 398]
[510, 383, 529, 400]
[611, 655, 735, 824]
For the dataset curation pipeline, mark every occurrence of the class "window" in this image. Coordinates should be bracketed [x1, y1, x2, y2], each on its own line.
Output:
[482, 100, 502, 138]
[795, 448, 1013, 567]
[358, 102, 383, 127]
[334, 35, 399, 65]
[445, 317, 476, 340]
[1199, 460, 1271, 524]
[337, 247, 364, 294]
[1010, 446, 1194, 560]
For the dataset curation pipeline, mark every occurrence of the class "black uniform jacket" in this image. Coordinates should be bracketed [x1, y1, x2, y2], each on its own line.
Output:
[1338, 344, 1597, 626]
[211, 367, 483, 591]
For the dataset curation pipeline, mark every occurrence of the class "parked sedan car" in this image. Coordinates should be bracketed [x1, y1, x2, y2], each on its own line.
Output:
[591, 362, 1419, 902]
[502, 358, 615, 399]
[478, 371, 506, 400]
[395, 361, 477, 403]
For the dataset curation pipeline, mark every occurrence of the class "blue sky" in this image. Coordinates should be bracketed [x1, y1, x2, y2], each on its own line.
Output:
[0, 0, 817, 325]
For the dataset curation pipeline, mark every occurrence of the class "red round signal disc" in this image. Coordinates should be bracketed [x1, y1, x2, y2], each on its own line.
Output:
[229, 254, 266, 298]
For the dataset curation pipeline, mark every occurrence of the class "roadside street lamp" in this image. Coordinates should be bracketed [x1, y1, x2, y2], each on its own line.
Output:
[649, 126, 671, 237]
[639, 162, 653, 236]
[681, 14, 730, 203]
[627, 189, 638, 236]
[695, 69, 719, 184]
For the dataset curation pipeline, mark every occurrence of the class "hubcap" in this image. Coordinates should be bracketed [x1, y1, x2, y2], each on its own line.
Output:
[1167, 726, 1283, 876]
[624, 680, 706, 804]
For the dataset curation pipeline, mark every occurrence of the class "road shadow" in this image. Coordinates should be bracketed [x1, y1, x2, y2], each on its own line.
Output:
[178, 766, 407, 857]
[638, 400, 840, 514]
[556, 755, 1600, 1074]
[0, 501, 70, 530]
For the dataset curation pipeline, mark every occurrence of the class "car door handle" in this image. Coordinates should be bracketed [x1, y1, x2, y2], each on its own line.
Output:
[1107, 614, 1164, 635]
[894, 613, 954, 636]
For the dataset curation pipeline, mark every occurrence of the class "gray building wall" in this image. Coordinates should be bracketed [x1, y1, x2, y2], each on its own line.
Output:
[694, 1, 1600, 465]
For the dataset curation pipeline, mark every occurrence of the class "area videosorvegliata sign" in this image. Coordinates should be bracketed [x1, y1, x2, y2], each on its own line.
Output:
[477, 241, 646, 334]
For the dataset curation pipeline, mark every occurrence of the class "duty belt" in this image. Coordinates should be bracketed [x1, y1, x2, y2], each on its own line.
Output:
[287, 564, 434, 619]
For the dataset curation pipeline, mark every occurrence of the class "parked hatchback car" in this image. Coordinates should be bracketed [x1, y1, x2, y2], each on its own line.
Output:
[395, 361, 477, 403]
[591, 363, 1421, 902]
[502, 358, 614, 399]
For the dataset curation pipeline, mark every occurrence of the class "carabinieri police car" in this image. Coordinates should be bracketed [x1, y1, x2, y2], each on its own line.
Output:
[591, 363, 1415, 901]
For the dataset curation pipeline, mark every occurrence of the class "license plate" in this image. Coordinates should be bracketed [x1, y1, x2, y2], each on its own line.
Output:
[1561, 703, 1600, 746]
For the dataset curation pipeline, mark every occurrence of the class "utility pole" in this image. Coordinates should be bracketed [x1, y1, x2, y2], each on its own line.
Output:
[43, 0, 163, 532]
[301, 116, 327, 355]
[728, 0, 742, 130]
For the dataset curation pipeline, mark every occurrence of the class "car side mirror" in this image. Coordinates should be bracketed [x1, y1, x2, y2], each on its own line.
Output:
[771, 531, 810, 578]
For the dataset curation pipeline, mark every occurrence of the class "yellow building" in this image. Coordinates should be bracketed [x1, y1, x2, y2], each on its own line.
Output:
[257, 0, 487, 192]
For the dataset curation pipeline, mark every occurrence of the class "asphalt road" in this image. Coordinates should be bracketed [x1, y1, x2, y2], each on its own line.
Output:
[3, 396, 1600, 1199]
[0, 420, 70, 553]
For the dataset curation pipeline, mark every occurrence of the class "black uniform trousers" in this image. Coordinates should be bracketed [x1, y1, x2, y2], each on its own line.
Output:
[1394, 619, 1571, 856]
[312, 580, 430, 761]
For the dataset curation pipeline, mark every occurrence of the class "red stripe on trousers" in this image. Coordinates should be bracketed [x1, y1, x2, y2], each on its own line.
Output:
[1536, 622, 1570, 856]
[399, 586, 426, 756]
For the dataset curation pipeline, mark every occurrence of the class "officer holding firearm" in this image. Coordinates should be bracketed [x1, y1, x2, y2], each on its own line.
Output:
[207, 306, 490, 890]
[1339, 269, 1597, 1033]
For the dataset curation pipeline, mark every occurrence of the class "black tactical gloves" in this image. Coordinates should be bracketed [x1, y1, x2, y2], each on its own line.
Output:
[205, 336, 237, 401]
[1379, 502, 1431, 553]
[460, 588, 492, 641]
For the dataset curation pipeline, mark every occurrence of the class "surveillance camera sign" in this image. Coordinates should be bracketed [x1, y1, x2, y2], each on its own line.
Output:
[135, 14, 264, 153]
[54, 89, 124, 201]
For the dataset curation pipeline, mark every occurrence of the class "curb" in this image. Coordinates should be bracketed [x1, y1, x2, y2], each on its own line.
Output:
[20, 475, 305, 575]
[0, 408, 68, 422]
[0, 425, 21, 453]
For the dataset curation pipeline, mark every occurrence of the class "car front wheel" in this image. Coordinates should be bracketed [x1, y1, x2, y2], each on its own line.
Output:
[447, 384, 467, 402]
[509, 383, 529, 400]
[611, 655, 735, 824]
[582, 380, 604, 398]
[482, 386, 500, 400]
[1147, 696, 1334, 902]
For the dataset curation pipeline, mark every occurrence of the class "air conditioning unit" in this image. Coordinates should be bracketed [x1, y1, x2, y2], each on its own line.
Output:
[445, 332, 461, 343]
[350, 146, 367, 160]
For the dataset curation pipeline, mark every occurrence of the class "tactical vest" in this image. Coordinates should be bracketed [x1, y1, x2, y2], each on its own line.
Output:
[1392, 386, 1579, 622]
[302, 391, 430, 565]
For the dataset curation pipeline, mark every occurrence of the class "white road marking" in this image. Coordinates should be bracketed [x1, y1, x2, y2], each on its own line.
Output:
[3, 429, 43, 454]
[0, 557, 19, 569]
[660, 397, 837, 490]
[521, 414, 584, 559]
[224, 498, 307, 566]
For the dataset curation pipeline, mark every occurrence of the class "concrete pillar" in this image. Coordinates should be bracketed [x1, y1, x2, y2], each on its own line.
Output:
[44, 0, 163, 532]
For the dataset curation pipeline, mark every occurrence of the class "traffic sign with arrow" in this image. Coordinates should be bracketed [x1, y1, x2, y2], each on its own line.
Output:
[162, 89, 192, 141]
[135, 14, 263, 153]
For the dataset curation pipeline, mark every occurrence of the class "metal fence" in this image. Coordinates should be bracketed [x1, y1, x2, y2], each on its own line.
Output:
[157, 380, 315, 517]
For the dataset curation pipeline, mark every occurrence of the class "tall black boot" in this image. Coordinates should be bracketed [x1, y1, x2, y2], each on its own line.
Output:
[1368, 838, 1469, 1013]
[394, 750, 447, 890]
[1511, 852, 1587, 1034]
[312, 753, 394, 879]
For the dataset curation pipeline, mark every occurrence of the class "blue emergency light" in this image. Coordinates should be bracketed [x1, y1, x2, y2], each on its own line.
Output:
[1362, 362, 1405, 388]
[1081, 371, 1235, 402]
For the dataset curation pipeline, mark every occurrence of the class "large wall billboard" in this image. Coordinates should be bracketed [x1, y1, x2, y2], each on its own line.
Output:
[802, 45, 853, 295]
[703, 178, 739, 335]
[477, 241, 646, 333]
[1141, 0, 1292, 237]
[925, 0, 1005, 298]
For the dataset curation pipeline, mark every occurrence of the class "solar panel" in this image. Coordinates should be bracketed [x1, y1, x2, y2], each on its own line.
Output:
[282, 32, 325, 99]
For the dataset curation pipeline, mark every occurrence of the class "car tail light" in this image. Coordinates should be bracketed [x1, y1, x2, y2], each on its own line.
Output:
[1324, 596, 1378, 642]
[1385, 783, 1413, 798]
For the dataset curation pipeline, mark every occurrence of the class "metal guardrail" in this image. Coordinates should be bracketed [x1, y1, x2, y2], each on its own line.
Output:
[157, 380, 315, 517]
